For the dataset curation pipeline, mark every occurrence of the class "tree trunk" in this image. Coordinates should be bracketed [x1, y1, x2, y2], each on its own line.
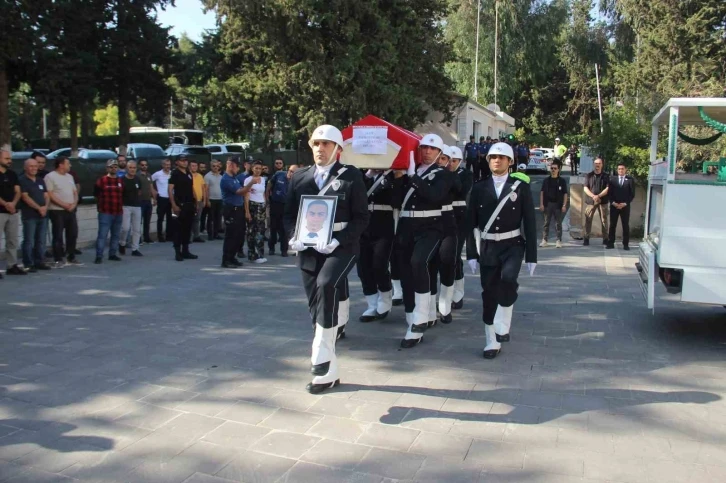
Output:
[0, 64, 10, 147]
[80, 99, 91, 147]
[48, 98, 62, 151]
[20, 96, 31, 145]
[69, 108, 79, 157]
[117, 89, 130, 155]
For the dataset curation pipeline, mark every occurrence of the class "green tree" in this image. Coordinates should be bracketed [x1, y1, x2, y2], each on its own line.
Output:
[94, 104, 138, 136]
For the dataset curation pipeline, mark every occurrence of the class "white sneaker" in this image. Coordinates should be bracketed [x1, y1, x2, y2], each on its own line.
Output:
[539, 240, 548, 247]
[254, 258, 268, 264]
[555, 240, 563, 248]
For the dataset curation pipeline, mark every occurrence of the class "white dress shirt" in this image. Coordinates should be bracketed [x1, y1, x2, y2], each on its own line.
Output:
[314, 163, 335, 189]
[492, 174, 508, 198]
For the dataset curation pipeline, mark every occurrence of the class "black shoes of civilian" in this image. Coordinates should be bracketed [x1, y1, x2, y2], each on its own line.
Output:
[193, 237, 205, 243]
[27, 266, 38, 273]
[94, 257, 102, 264]
[623, 246, 630, 251]
[66, 258, 81, 265]
[109, 255, 122, 261]
[6, 265, 27, 275]
[182, 252, 198, 260]
[236, 251, 245, 259]
[230, 258, 243, 267]
[583, 238, 590, 246]
[175, 252, 184, 261]
[118, 244, 126, 255]
[221, 260, 242, 269]
[131, 250, 143, 257]
[74, 249, 82, 255]
[34, 263, 51, 270]
[269, 250, 276, 256]
[281, 252, 289, 257]
[606, 245, 614, 249]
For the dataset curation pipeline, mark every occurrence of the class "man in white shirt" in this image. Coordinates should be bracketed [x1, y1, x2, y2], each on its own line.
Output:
[204, 160, 224, 240]
[44, 156, 79, 267]
[152, 159, 172, 242]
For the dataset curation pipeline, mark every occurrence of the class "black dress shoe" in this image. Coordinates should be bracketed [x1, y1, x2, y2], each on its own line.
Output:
[427, 319, 437, 328]
[336, 326, 346, 340]
[452, 300, 463, 310]
[623, 246, 630, 251]
[496, 333, 510, 342]
[483, 348, 501, 359]
[410, 323, 427, 334]
[108, 255, 122, 261]
[6, 265, 27, 275]
[94, 257, 102, 264]
[221, 261, 241, 268]
[27, 266, 37, 273]
[118, 244, 126, 255]
[74, 248, 82, 255]
[306, 379, 340, 394]
[359, 314, 377, 323]
[583, 238, 590, 246]
[193, 237, 205, 243]
[131, 250, 143, 257]
[34, 263, 51, 271]
[400, 337, 422, 349]
[182, 252, 198, 259]
[175, 253, 184, 261]
[310, 361, 330, 375]
[605, 245, 614, 249]
[440, 313, 453, 324]
[281, 252, 289, 257]
[392, 298, 403, 306]
[230, 259, 243, 267]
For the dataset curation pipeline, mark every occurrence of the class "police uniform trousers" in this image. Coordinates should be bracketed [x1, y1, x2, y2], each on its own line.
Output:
[357, 217, 394, 319]
[172, 202, 196, 251]
[389, 244, 403, 302]
[478, 237, 525, 324]
[453, 208, 467, 304]
[302, 250, 356, 385]
[395, 221, 441, 339]
[222, 205, 246, 262]
[435, 212, 459, 318]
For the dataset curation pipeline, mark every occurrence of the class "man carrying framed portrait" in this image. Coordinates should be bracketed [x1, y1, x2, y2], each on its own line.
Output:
[283, 124, 370, 394]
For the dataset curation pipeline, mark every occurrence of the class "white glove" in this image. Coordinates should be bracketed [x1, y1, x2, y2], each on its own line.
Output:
[526, 262, 537, 276]
[289, 239, 305, 251]
[365, 169, 376, 178]
[467, 259, 479, 274]
[315, 238, 340, 255]
[407, 152, 416, 177]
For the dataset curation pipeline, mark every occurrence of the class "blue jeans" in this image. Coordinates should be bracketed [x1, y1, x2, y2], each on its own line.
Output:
[22, 216, 48, 267]
[96, 213, 123, 258]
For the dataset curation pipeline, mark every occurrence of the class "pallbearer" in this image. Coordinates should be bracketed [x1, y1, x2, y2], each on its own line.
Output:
[284, 125, 370, 393]
[357, 169, 402, 322]
[465, 142, 537, 359]
[393, 134, 451, 348]
[433, 146, 462, 325]
[448, 146, 473, 310]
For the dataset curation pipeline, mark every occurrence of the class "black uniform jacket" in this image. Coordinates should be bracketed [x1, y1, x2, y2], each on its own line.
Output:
[364, 171, 403, 240]
[465, 175, 537, 263]
[607, 175, 635, 204]
[283, 161, 370, 270]
[396, 162, 452, 236]
[453, 166, 473, 226]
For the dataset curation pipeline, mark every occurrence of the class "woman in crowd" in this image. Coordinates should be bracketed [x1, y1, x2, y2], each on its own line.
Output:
[244, 161, 268, 264]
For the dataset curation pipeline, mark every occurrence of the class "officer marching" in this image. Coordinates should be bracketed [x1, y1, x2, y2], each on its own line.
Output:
[447, 146, 473, 311]
[393, 133, 451, 348]
[283, 125, 369, 394]
[466, 142, 537, 359]
[357, 169, 403, 322]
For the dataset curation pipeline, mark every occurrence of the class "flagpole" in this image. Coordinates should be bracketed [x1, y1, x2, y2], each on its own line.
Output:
[474, 0, 481, 101]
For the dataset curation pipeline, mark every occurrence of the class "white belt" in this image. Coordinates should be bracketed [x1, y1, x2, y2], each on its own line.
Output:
[333, 222, 348, 231]
[368, 204, 393, 212]
[452, 201, 466, 207]
[441, 205, 453, 212]
[482, 229, 520, 241]
[399, 210, 441, 218]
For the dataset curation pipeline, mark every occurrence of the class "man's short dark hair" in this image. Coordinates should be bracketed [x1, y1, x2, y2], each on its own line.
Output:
[138, 158, 148, 163]
[117, 154, 126, 159]
[551, 160, 562, 169]
[252, 160, 263, 166]
[275, 157, 284, 162]
[189, 160, 198, 165]
[307, 200, 328, 213]
[31, 151, 46, 160]
[617, 162, 626, 167]
[55, 156, 69, 168]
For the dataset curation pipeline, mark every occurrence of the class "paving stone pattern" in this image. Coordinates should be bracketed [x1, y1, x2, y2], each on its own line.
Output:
[1, 231, 726, 482]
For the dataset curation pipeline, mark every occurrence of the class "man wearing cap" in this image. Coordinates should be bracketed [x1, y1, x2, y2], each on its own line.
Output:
[464, 135, 479, 179]
[284, 124, 369, 394]
[220, 156, 259, 267]
[448, 146, 473, 311]
[168, 155, 198, 261]
[466, 142, 537, 359]
[553, 137, 567, 164]
[393, 133, 451, 348]
[357, 168, 403, 323]
[93, 160, 124, 264]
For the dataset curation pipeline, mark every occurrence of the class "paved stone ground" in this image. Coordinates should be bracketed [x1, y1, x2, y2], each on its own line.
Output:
[2, 222, 726, 482]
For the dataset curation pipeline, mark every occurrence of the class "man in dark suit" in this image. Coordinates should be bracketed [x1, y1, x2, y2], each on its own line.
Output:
[447, 146, 474, 312]
[466, 142, 537, 359]
[283, 125, 370, 394]
[606, 162, 636, 250]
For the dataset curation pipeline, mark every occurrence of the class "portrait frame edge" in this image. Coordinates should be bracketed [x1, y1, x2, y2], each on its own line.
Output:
[296, 194, 339, 247]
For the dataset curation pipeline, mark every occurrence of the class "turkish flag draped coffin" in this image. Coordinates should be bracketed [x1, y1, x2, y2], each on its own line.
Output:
[340, 115, 421, 170]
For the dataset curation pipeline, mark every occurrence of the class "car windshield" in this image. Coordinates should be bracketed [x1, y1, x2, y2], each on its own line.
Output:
[225, 145, 244, 153]
[83, 150, 118, 159]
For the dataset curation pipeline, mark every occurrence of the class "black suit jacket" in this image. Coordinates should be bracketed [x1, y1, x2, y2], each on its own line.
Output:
[608, 175, 635, 204]
[465, 175, 537, 263]
[283, 162, 370, 270]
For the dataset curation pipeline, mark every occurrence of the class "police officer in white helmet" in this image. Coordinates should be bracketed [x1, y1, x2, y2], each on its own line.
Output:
[284, 124, 370, 393]
[393, 133, 453, 348]
[465, 142, 537, 359]
[446, 146, 474, 311]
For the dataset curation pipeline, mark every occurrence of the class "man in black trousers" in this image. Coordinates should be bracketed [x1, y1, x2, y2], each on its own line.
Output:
[606, 162, 635, 250]
[284, 125, 369, 394]
[168, 156, 198, 261]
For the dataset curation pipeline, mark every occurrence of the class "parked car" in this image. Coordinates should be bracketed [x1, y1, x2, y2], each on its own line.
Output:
[538, 147, 555, 160]
[165, 144, 212, 165]
[204, 143, 248, 156]
[47, 147, 74, 159]
[126, 143, 167, 172]
[527, 149, 549, 172]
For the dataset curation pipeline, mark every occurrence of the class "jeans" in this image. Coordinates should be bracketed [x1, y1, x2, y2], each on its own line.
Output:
[21, 216, 47, 267]
[96, 212, 123, 258]
[140, 200, 153, 242]
[49, 210, 77, 262]
[0, 212, 20, 266]
[120, 206, 142, 251]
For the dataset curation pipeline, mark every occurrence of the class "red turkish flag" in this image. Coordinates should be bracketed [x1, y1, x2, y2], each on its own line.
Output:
[340, 115, 421, 170]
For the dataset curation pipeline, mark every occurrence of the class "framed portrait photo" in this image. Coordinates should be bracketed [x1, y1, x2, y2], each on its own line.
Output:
[296, 195, 339, 247]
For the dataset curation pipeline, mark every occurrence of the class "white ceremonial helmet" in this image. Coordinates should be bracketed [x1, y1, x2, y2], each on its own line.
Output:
[449, 146, 463, 160]
[486, 142, 514, 161]
[308, 124, 344, 150]
[419, 133, 445, 152]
